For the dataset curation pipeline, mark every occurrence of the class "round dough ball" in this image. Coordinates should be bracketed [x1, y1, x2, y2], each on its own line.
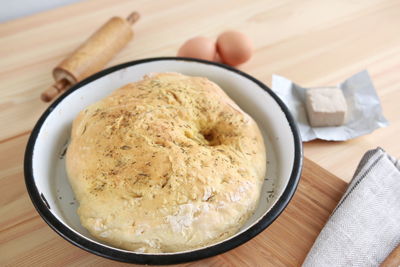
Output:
[177, 36, 216, 61]
[217, 31, 253, 66]
[66, 73, 266, 253]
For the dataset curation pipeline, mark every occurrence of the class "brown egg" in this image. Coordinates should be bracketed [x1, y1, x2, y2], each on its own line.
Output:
[217, 31, 253, 66]
[177, 36, 217, 61]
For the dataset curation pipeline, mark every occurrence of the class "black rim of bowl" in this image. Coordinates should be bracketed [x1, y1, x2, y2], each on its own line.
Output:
[24, 57, 303, 265]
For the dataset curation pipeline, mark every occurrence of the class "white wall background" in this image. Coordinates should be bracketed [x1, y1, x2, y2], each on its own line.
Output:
[0, 0, 83, 23]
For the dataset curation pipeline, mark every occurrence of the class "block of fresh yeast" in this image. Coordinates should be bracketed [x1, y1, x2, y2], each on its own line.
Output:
[305, 87, 347, 127]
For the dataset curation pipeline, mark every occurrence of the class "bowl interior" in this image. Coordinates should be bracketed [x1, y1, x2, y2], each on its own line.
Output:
[30, 59, 297, 255]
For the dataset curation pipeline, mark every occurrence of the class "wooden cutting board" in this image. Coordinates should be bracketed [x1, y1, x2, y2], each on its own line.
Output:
[0, 133, 348, 266]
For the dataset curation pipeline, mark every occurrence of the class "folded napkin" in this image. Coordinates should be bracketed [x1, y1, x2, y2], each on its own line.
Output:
[303, 148, 400, 267]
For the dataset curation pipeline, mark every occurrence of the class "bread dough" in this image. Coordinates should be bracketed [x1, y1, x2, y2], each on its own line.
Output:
[66, 72, 266, 253]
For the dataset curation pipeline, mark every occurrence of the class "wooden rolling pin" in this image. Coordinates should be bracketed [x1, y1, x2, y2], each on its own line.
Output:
[41, 12, 140, 102]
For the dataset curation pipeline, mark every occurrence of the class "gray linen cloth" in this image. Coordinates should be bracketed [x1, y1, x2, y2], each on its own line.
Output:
[303, 148, 400, 267]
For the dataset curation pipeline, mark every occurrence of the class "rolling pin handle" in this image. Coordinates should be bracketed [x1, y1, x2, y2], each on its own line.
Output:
[41, 12, 140, 102]
[41, 78, 71, 102]
[126, 12, 140, 24]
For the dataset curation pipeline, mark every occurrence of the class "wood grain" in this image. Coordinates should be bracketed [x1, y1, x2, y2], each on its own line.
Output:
[0, 0, 399, 182]
[0, 133, 347, 266]
[1, 0, 399, 265]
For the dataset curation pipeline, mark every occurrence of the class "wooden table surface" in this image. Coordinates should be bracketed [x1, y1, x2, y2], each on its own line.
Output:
[1, 0, 399, 265]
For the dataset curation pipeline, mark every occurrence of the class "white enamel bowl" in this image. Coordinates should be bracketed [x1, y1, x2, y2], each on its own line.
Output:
[24, 57, 302, 265]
